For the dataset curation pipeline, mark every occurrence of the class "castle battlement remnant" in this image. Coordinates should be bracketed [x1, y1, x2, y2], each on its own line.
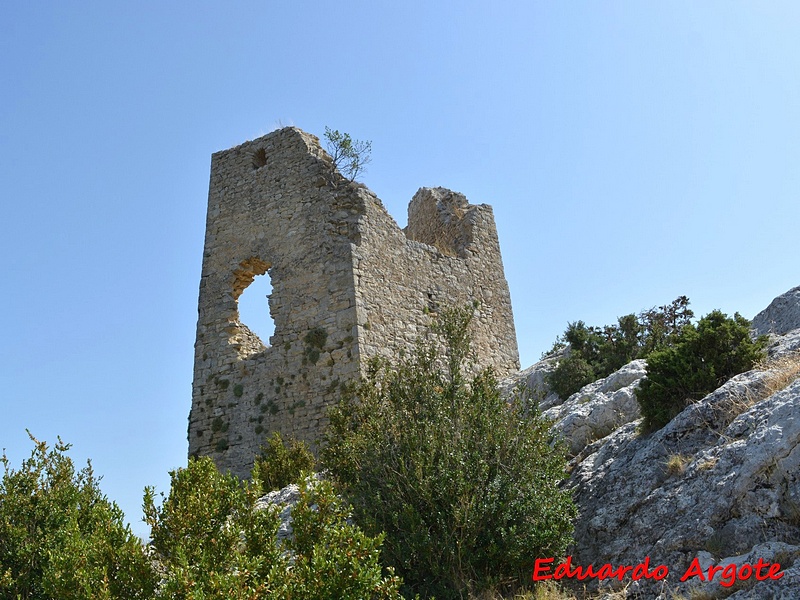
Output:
[190, 127, 519, 477]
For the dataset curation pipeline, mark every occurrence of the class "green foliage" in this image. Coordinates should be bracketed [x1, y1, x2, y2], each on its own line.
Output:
[275, 478, 403, 599]
[547, 354, 596, 400]
[252, 431, 316, 492]
[636, 310, 768, 432]
[304, 327, 328, 349]
[323, 306, 576, 599]
[1, 435, 401, 599]
[0, 433, 155, 599]
[546, 296, 694, 399]
[303, 327, 328, 364]
[144, 457, 402, 599]
[144, 457, 279, 598]
[324, 126, 372, 182]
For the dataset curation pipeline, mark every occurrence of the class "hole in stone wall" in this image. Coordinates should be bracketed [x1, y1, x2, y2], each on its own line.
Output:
[252, 148, 267, 169]
[238, 272, 275, 344]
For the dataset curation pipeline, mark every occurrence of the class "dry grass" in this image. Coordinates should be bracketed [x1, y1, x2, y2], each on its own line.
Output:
[718, 350, 800, 426]
[696, 456, 718, 472]
[758, 350, 800, 397]
[666, 453, 693, 476]
[467, 582, 629, 600]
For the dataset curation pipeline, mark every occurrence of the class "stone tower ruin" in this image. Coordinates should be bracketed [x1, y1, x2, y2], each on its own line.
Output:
[190, 127, 519, 477]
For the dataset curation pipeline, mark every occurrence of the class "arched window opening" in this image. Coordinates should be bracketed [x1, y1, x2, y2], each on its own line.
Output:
[238, 272, 275, 345]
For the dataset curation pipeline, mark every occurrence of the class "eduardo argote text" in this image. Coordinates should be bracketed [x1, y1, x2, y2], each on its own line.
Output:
[532, 556, 784, 588]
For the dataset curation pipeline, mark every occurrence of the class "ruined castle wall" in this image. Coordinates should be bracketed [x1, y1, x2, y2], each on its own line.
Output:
[190, 128, 363, 477]
[352, 186, 519, 376]
[190, 127, 519, 477]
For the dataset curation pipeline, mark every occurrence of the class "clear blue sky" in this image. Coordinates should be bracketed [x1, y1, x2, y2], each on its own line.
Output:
[2, 2, 798, 539]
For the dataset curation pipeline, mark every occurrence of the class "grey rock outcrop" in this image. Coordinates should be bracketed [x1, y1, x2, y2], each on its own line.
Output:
[500, 354, 561, 410]
[564, 327, 800, 597]
[752, 285, 800, 336]
[543, 359, 647, 456]
[255, 481, 307, 545]
[502, 354, 646, 457]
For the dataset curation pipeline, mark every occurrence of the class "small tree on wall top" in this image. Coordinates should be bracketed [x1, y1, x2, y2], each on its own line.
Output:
[324, 126, 372, 182]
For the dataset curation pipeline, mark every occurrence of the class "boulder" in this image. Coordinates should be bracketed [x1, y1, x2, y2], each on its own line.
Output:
[500, 354, 562, 410]
[752, 285, 800, 336]
[542, 359, 647, 456]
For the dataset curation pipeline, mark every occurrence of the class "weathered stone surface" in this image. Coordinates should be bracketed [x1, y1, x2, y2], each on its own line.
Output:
[255, 482, 304, 545]
[254, 475, 328, 547]
[543, 359, 646, 456]
[682, 542, 800, 599]
[767, 327, 800, 359]
[499, 354, 561, 410]
[190, 127, 519, 477]
[566, 328, 800, 597]
[752, 285, 800, 336]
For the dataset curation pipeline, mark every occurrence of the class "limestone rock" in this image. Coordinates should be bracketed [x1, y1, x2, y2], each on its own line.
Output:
[543, 359, 647, 456]
[499, 354, 561, 410]
[255, 481, 305, 544]
[752, 284, 800, 336]
[566, 328, 800, 596]
[680, 542, 800, 600]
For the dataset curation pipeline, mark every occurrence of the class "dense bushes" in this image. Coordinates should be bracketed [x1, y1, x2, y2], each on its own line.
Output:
[2, 437, 401, 599]
[636, 310, 768, 432]
[0, 434, 155, 599]
[546, 296, 694, 399]
[323, 306, 576, 599]
[546, 299, 769, 432]
[145, 457, 402, 599]
[144, 457, 280, 597]
[251, 431, 315, 492]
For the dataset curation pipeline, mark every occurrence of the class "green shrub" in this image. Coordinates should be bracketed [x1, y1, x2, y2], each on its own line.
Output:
[276, 478, 403, 599]
[323, 306, 576, 599]
[144, 457, 277, 597]
[546, 296, 694, 399]
[636, 310, 768, 432]
[547, 354, 596, 400]
[252, 431, 316, 492]
[0, 433, 155, 599]
[144, 457, 401, 599]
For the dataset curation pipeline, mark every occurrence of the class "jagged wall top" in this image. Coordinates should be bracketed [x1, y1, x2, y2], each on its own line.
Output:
[189, 127, 519, 476]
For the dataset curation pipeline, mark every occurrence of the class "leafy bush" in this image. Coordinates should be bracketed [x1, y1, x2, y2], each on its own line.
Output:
[4, 435, 400, 599]
[276, 477, 403, 599]
[323, 306, 576, 599]
[144, 456, 402, 599]
[546, 354, 596, 400]
[546, 296, 694, 399]
[252, 431, 316, 492]
[636, 310, 768, 432]
[0, 433, 155, 599]
[144, 457, 275, 597]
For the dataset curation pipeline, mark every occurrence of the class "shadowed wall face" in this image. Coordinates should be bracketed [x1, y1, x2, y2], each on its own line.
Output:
[190, 127, 519, 477]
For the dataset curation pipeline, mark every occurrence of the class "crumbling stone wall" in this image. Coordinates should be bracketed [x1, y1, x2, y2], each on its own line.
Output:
[190, 127, 519, 477]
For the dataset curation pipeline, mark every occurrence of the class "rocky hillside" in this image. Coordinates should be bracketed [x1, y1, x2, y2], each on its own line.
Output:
[505, 286, 800, 598]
